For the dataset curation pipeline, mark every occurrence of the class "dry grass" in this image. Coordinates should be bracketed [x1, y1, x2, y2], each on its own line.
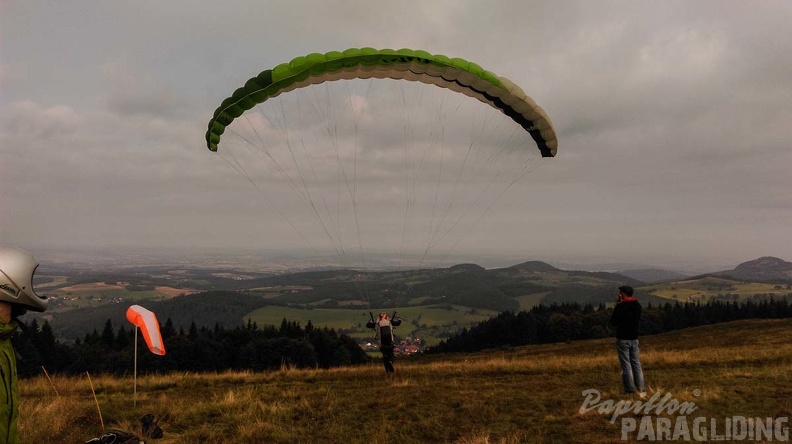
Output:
[19, 318, 792, 443]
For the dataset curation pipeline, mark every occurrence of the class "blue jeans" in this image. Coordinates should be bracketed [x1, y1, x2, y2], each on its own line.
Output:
[617, 339, 645, 393]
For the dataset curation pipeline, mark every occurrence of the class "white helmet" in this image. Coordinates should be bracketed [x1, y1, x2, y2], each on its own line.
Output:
[0, 246, 48, 312]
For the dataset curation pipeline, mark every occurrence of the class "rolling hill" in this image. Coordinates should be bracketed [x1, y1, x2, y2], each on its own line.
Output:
[32, 256, 791, 343]
[638, 256, 792, 303]
[616, 268, 691, 283]
[711, 256, 792, 282]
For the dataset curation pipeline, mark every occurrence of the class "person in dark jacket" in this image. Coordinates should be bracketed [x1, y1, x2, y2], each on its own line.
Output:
[366, 312, 402, 374]
[610, 285, 646, 397]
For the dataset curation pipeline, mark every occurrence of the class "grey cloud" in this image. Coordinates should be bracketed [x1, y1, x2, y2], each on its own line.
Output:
[4, 101, 81, 138]
[105, 87, 183, 118]
[2, 1, 792, 269]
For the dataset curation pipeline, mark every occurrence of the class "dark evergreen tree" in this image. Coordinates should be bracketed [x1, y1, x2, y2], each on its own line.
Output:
[429, 297, 792, 354]
[100, 320, 115, 347]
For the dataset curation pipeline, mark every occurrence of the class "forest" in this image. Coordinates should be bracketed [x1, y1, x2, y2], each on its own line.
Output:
[13, 295, 790, 378]
[14, 317, 367, 378]
[428, 297, 792, 353]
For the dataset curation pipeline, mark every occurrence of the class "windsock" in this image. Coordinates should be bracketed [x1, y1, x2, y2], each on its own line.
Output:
[126, 305, 166, 355]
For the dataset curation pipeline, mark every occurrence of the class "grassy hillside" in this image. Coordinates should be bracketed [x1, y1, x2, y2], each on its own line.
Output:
[19, 318, 792, 443]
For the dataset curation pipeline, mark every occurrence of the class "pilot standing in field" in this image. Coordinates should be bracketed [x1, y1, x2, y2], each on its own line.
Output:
[0, 246, 49, 444]
[366, 312, 402, 374]
[611, 285, 646, 398]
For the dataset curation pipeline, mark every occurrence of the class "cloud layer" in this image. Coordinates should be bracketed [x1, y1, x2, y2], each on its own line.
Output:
[2, 0, 791, 271]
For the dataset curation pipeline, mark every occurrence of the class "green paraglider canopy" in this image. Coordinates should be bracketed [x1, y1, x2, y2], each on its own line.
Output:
[206, 47, 557, 157]
[202, 47, 560, 296]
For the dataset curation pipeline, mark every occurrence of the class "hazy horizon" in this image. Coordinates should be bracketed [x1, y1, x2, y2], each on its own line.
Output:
[25, 243, 766, 276]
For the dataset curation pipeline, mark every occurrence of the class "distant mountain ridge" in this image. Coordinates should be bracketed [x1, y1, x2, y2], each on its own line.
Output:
[616, 257, 792, 284]
[711, 256, 792, 283]
[617, 268, 691, 284]
[37, 256, 790, 342]
[38, 258, 646, 340]
[503, 260, 561, 273]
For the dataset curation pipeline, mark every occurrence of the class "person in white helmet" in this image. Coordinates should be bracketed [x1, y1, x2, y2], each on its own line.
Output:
[0, 246, 49, 444]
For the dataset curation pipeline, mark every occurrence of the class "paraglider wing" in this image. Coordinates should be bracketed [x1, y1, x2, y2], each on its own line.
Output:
[203, 47, 560, 280]
[205, 47, 557, 157]
[126, 305, 166, 356]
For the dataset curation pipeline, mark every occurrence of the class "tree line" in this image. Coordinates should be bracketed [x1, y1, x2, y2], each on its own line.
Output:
[13, 317, 368, 378]
[15, 296, 792, 376]
[427, 297, 792, 353]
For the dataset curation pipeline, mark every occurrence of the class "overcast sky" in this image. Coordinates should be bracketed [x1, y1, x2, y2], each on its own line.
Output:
[2, 1, 791, 272]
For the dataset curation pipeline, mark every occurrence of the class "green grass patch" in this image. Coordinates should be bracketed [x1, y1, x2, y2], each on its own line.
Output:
[515, 292, 547, 310]
[34, 275, 70, 290]
[645, 279, 789, 301]
[246, 304, 497, 344]
[128, 290, 169, 300]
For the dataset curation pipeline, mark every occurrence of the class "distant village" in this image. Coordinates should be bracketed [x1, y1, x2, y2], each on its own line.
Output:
[361, 336, 423, 355]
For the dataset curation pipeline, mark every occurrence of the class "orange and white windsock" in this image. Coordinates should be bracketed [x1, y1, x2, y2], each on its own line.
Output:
[126, 305, 166, 356]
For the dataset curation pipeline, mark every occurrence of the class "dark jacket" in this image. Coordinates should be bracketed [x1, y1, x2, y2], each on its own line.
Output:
[611, 299, 641, 340]
[0, 322, 19, 444]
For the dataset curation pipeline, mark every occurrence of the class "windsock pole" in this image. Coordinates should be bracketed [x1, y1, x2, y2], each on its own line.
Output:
[133, 326, 138, 406]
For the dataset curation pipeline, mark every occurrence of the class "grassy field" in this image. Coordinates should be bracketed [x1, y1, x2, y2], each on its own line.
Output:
[34, 275, 70, 290]
[514, 293, 547, 310]
[19, 318, 792, 443]
[644, 277, 790, 302]
[246, 304, 498, 345]
[49, 283, 197, 311]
